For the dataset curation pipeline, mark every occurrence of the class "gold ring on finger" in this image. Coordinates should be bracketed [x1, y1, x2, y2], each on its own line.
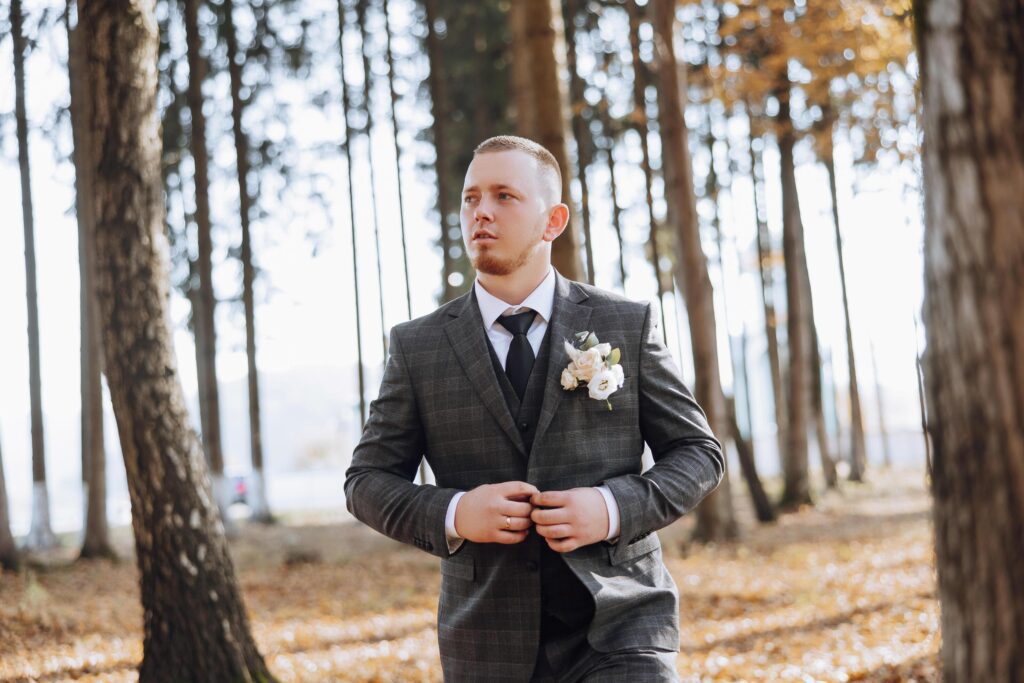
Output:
[505, 516, 512, 530]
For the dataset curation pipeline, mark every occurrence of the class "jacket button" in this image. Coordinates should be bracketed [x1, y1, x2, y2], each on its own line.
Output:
[525, 561, 538, 572]
[518, 421, 529, 431]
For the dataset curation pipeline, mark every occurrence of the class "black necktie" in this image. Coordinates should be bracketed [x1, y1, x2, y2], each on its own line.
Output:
[498, 309, 537, 401]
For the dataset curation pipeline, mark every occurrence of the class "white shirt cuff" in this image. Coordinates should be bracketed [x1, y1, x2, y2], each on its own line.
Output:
[595, 485, 620, 543]
[445, 491, 466, 554]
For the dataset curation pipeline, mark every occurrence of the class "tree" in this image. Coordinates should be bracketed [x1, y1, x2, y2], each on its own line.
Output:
[916, 0, 1024, 678]
[221, 0, 272, 523]
[80, 0, 276, 677]
[0, 426, 20, 571]
[508, 0, 584, 280]
[12, 0, 57, 551]
[183, 0, 231, 526]
[652, 0, 737, 542]
[68, 1, 116, 559]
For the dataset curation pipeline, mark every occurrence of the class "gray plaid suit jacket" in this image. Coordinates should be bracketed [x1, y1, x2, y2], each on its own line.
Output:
[345, 269, 724, 681]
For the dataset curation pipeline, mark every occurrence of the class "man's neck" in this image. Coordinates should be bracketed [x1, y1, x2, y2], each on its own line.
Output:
[477, 261, 551, 306]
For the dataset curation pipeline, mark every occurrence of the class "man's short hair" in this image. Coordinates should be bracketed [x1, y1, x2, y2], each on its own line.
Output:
[473, 135, 562, 204]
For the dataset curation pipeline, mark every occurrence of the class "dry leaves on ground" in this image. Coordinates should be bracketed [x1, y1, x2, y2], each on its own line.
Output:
[0, 466, 939, 682]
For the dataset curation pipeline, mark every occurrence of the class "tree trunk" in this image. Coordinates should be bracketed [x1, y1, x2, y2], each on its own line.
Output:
[597, 59, 627, 289]
[627, 0, 668, 340]
[727, 396, 776, 523]
[809, 324, 839, 489]
[870, 340, 893, 466]
[823, 134, 868, 481]
[69, 6, 115, 559]
[0, 428, 20, 571]
[562, 0, 596, 285]
[423, 0, 456, 303]
[652, 0, 736, 542]
[183, 0, 230, 526]
[507, 0, 583, 281]
[747, 116, 788, 468]
[222, 0, 271, 523]
[81, 2, 276, 678]
[916, 0, 1024, 678]
[13, 0, 57, 552]
[382, 0, 414, 319]
[337, 0, 368, 424]
[776, 81, 813, 510]
[356, 0, 390, 361]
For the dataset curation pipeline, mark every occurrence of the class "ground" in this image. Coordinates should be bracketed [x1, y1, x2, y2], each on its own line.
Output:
[0, 465, 939, 682]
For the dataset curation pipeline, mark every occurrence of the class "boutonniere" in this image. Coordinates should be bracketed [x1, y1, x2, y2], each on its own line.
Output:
[560, 331, 625, 410]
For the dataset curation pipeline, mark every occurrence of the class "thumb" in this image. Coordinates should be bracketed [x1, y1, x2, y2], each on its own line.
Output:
[500, 480, 539, 500]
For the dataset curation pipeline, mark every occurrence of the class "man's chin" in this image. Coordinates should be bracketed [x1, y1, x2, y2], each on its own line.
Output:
[471, 253, 517, 276]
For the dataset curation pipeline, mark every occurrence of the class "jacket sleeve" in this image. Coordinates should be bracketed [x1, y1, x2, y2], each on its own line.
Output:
[602, 302, 725, 563]
[344, 325, 461, 558]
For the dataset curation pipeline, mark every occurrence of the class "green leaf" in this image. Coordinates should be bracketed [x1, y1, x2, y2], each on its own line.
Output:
[583, 332, 599, 349]
[607, 348, 621, 365]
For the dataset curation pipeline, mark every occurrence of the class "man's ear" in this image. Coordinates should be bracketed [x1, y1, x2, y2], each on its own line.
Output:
[543, 203, 570, 242]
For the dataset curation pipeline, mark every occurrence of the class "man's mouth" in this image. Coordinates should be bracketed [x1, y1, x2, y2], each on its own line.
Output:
[473, 230, 497, 242]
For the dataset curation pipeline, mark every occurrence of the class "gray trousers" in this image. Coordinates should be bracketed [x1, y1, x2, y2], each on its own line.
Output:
[529, 626, 680, 682]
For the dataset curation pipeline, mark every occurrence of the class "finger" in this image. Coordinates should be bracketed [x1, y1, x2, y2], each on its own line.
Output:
[494, 529, 530, 544]
[530, 507, 570, 525]
[500, 481, 540, 500]
[502, 516, 533, 532]
[535, 523, 573, 539]
[546, 536, 578, 553]
[532, 490, 569, 508]
[501, 500, 535, 519]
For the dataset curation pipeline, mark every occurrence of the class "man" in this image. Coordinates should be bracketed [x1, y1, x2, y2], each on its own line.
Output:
[344, 135, 724, 681]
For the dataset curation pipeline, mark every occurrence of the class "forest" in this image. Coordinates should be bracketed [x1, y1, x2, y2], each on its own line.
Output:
[1, 0, 1021, 680]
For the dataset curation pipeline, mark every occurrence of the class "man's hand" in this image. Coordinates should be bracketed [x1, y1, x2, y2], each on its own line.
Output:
[530, 488, 609, 553]
[454, 481, 539, 544]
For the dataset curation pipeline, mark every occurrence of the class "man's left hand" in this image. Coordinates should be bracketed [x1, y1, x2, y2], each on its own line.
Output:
[530, 488, 609, 552]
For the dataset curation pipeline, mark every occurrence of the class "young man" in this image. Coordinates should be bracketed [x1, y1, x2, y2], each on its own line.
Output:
[344, 135, 723, 681]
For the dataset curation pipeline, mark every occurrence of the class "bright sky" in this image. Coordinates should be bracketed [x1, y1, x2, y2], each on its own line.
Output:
[0, 1, 926, 517]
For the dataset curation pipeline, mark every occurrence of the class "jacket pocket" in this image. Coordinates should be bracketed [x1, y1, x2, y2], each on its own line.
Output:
[607, 531, 660, 566]
[440, 553, 475, 581]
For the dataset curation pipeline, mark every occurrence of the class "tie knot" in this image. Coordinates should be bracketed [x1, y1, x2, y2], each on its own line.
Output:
[497, 309, 536, 336]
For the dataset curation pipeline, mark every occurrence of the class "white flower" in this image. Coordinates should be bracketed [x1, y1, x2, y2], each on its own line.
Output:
[572, 347, 605, 382]
[594, 342, 612, 357]
[587, 368, 619, 400]
[609, 363, 624, 388]
[564, 340, 581, 362]
[560, 367, 579, 390]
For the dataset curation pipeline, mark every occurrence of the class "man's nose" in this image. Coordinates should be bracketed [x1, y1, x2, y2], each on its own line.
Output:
[474, 203, 494, 222]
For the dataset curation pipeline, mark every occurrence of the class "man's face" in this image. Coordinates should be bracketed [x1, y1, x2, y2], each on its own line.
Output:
[460, 150, 562, 276]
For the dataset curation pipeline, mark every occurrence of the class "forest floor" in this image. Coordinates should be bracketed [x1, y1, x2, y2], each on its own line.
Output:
[0, 464, 939, 682]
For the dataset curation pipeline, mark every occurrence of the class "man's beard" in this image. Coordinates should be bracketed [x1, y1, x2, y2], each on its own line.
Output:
[471, 239, 538, 276]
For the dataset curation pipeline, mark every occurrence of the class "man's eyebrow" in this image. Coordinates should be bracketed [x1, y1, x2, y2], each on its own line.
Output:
[462, 183, 521, 195]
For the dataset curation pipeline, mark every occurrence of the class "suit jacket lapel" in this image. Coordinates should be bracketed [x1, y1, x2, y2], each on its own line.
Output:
[444, 289, 527, 457]
[532, 271, 591, 453]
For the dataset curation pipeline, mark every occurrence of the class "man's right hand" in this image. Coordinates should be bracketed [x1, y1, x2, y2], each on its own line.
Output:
[454, 481, 538, 544]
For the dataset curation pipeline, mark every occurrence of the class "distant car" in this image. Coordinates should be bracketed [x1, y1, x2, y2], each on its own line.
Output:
[229, 476, 248, 506]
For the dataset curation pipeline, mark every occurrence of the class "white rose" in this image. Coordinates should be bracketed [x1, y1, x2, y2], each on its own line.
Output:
[610, 363, 625, 388]
[572, 347, 604, 382]
[587, 368, 619, 400]
[594, 342, 612, 357]
[564, 340, 581, 362]
[560, 367, 578, 390]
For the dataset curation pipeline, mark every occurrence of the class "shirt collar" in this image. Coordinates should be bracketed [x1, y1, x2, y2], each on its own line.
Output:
[474, 266, 555, 330]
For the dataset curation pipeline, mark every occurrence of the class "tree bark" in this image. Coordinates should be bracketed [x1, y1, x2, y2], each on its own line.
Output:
[183, 0, 229, 524]
[916, 0, 1024, 678]
[0, 428, 20, 571]
[776, 80, 813, 509]
[223, 0, 271, 523]
[13, 0, 57, 552]
[627, 0, 668, 339]
[69, 5, 116, 559]
[652, 0, 736, 542]
[823, 132, 868, 481]
[727, 396, 776, 523]
[81, 2, 276, 678]
[747, 117, 788, 468]
[562, 0, 596, 284]
[507, 0, 583, 281]
[423, 0, 456, 303]
[337, 0, 368, 424]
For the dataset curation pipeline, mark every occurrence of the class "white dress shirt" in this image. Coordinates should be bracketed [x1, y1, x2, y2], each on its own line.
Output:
[444, 266, 620, 553]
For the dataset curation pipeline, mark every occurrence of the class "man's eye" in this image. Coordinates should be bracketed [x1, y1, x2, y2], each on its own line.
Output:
[498, 193, 512, 200]
[463, 196, 477, 204]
